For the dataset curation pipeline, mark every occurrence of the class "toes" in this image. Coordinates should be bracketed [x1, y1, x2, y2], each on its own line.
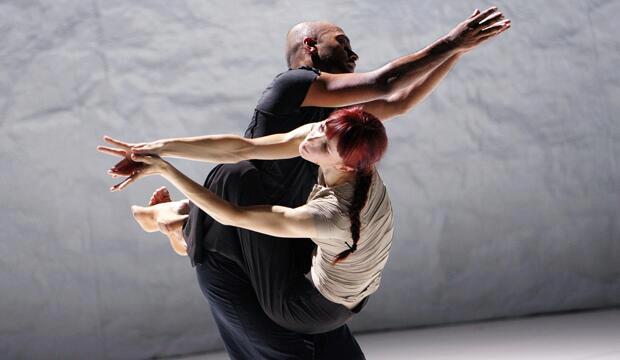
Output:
[148, 186, 172, 206]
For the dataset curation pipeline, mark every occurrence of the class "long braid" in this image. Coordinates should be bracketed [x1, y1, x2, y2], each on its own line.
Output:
[332, 169, 373, 265]
[323, 106, 387, 265]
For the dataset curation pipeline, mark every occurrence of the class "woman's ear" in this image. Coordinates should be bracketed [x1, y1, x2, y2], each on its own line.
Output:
[336, 164, 356, 172]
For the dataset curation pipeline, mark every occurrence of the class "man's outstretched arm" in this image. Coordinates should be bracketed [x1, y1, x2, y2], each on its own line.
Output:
[359, 53, 462, 121]
[301, 7, 510, 109]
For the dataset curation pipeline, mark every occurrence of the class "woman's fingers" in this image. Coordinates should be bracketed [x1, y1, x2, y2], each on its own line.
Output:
[103, 136, 133, 149]
[110, 171, 142, 192]
[110, 176, 132, 192]
[109, 158, 144, 176]
[130, 153, 154, 164]
[131, 146, 155, 155]
[97, 146, 126, 158]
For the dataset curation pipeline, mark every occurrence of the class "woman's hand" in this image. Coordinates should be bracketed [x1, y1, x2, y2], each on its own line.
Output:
[445, 7, 511, 54]
[107, 153, 170, 192]
[97, 135, 166, 177]
[97, 135, 169, 191]
[97, 136, 165, 175]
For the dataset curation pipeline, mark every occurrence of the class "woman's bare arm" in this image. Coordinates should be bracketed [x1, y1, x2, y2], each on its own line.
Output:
[159, 160, 318, 239]
[157, 122, 314, 163]
[98, 122, 315, 166]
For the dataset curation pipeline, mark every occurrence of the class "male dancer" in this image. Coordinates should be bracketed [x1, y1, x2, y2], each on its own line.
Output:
[102, 8, 510, 359]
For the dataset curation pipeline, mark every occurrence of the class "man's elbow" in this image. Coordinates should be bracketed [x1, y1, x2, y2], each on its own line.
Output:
[383, 92, 411, 118]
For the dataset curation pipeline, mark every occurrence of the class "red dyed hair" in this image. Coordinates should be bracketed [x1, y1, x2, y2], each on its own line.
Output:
[324, 106, 388, 172]
[323, 107, 388, 264]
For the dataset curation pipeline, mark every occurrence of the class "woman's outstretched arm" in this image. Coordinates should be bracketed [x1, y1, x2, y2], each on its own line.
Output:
[98, 122, 314, 166]
[123, 154, 319, 239]
[157, 121, 315, 163]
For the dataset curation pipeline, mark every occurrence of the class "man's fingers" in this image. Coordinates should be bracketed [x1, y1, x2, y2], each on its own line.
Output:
[97, 146, 126, 158]
[479, 20, 511, 36]
[103, 136, 132, 149]
[478, 11, 503, 26]
[471, 6, 498, 25]
[478, 23, 511, 42]
[468, 9, 480, 19]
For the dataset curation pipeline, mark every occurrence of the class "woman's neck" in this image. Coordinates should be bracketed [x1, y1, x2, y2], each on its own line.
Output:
[321, 165, 355, 187]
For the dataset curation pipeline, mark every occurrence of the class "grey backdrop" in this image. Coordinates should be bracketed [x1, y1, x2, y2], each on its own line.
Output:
[1, 0, 619, 359]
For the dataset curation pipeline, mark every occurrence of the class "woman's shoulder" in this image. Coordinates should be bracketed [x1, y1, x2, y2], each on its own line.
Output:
[361, 170, 393, 221]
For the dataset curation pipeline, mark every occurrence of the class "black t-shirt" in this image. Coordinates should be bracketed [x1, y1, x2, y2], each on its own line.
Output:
[184, 67, 334, 267]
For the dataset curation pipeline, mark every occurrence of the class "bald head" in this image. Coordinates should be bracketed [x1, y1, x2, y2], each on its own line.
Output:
[286, 21, 343, 68]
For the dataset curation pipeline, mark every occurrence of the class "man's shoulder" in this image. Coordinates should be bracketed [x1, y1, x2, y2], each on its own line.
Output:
[271, 66, 321, 84]
[255, 67, 322, 115]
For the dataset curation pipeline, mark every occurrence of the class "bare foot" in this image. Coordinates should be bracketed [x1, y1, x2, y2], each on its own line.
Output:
[158, 218, 188, 255]
[131, 187, 190, 234]
[149, 186, 171, 206]
[131, 205, 160, 232]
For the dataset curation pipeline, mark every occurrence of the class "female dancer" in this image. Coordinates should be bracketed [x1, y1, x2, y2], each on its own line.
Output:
[98, 107, 393, 334]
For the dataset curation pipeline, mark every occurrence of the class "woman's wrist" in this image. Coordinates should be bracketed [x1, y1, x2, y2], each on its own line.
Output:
[160, 160, 175, 178]
[158, 139, 172, 157]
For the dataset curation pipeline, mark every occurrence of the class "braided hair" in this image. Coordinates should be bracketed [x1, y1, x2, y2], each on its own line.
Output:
[323, 107, 388, 265]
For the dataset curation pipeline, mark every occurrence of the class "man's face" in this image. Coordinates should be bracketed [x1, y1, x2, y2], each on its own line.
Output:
[316, 28, 358, 74]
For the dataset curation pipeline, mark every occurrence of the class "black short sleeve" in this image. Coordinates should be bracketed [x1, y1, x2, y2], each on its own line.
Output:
[256, 66, 320, 115]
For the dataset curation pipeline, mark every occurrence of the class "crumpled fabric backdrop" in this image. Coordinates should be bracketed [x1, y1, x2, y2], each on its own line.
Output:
[1, 0, 618, 359]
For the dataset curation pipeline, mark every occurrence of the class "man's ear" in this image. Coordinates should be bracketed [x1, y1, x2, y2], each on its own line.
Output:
[303, 37, 318, 55]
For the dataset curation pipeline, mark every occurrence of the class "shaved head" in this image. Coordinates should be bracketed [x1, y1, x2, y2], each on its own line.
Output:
[286, 21, 343, 68]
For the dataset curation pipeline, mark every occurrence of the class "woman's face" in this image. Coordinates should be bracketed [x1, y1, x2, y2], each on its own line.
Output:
[299, 121, 346, 168]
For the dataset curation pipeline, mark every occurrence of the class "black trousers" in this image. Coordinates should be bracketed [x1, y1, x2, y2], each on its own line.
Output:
[196, 251, 365, 359]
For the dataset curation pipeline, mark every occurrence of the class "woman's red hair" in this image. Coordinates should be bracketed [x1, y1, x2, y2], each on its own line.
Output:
[324, 107, 388, 173]
[323, 107, 388, 264]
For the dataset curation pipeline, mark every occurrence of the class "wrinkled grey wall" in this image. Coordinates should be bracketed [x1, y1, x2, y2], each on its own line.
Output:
[1, 0, 619, 358]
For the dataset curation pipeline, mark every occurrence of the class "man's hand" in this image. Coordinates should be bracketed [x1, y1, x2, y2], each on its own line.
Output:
[445, 7, 511, 54]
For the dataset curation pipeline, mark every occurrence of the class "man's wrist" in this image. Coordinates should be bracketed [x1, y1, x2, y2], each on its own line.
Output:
[433, 36, 461, 55]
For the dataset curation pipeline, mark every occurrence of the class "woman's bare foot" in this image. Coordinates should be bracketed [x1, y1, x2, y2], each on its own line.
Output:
[131, 187, 190, 256]
[131, 187, 189, 233]
[149, 186, 171, 206]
